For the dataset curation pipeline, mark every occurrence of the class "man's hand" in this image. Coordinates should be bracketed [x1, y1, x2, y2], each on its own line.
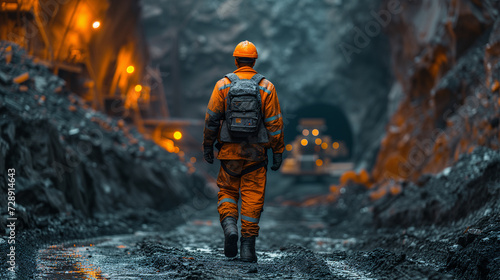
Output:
[204, 145, 214, 164]
[270, 153, 282, 171]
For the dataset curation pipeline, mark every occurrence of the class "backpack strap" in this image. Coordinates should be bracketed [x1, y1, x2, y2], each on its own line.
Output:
[250, 74, 265, 118]
[250, 73, 265, 84]
[225, 73, 239, 83]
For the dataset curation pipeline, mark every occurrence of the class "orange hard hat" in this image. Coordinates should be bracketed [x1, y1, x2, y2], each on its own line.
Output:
[233, 40, 258, 59]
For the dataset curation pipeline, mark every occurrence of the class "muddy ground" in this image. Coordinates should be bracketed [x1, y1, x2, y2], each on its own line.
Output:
[12, 203, 452, 279]
[1, 147, 498, 279]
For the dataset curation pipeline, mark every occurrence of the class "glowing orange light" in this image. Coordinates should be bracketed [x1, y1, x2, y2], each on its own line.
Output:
[321, 142, 328, 150]
[301, 139, 308, 146]
[315, 138, 322, 145]
[173, 131, 182, 140]
[286, 144, 293, 151]
[126, 66, 135, 74]
[92, 21, 100, 29]
[162, 139, 175, 153]
[302, 129, 309, 136]
[312, 129, 319, 136]
[316, 159, 323, 167]
[190, 157, 197, 163]
[135, 84, 142, 92]
[332, 142, 340, 149]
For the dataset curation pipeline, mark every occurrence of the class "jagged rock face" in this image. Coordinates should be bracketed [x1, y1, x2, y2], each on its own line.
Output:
[141, 0, 393, 163]
[372, 0, 500, 185]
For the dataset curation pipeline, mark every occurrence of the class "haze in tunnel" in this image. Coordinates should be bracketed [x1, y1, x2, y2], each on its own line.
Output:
[285, 103, 353, 160]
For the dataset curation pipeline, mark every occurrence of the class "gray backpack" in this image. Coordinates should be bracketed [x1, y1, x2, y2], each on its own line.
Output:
[220, 73, 269, 143]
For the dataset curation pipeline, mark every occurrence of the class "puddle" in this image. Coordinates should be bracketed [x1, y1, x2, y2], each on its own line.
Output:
[35, 234, 162, 279]
[312, 237, 357, 252]
[326, 260, 375, 280]
[184, 246, 213, 253]
[37, 243, 110, 279]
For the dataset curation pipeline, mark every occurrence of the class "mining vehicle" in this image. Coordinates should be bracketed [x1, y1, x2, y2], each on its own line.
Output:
[281, 118, 354, 177]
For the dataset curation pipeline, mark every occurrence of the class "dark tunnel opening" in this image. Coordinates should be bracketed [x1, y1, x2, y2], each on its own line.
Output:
[285, 103, 354, 161]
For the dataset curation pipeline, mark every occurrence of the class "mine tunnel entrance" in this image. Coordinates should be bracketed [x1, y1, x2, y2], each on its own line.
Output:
[285, 103, 354, 162]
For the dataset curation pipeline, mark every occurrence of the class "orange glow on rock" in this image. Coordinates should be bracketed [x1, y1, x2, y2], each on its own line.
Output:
[75, 6, 92, 32]
[370, 187, 387, 201]
[329, 184, 340, 194]
[340, 170, 357, 185]
[160, 138, 175, 153]
[492, 80, 500, 91]
[390, 184, 402, 195]
[13, 72, 29, 84]
[358, 169, 371, 186]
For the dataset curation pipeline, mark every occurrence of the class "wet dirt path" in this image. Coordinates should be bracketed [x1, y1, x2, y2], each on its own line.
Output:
[35, 205, 376, 279]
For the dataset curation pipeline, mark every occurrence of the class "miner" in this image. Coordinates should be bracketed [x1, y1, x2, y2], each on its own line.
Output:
[203, 40, 284, 262]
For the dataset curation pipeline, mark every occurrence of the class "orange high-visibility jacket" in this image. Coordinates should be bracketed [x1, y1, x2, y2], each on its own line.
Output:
[203, 66, 284, 161]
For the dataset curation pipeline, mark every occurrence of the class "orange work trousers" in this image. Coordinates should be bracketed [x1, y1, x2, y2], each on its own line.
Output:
[217, 159, 267, 237]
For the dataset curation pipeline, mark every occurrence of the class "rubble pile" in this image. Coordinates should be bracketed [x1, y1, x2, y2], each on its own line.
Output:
[367, 145, 500, 279]
[373, 147, 500, 228]
[446, 214, 500, 280]
[0, 41, 205, 230]
[330, 147, 500, 279]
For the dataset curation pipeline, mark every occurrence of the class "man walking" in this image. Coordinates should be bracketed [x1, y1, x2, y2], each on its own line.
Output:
[203, 40, 284, 262]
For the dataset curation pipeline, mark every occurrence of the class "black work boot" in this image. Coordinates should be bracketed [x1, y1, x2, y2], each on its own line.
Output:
[221, 217, 238, 258]
[240, 236, 257, 262]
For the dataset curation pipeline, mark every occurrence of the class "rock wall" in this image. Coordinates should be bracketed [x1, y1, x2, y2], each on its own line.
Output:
[141, 0, 393, 163]
[372, 0, 500, 187]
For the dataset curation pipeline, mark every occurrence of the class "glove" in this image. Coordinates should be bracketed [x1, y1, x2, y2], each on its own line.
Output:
[270, 153, 283, 171]
[203, 145, 214, 164]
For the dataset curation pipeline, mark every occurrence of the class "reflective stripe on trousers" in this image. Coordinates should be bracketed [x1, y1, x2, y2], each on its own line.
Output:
[216, 159, 267, 237]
